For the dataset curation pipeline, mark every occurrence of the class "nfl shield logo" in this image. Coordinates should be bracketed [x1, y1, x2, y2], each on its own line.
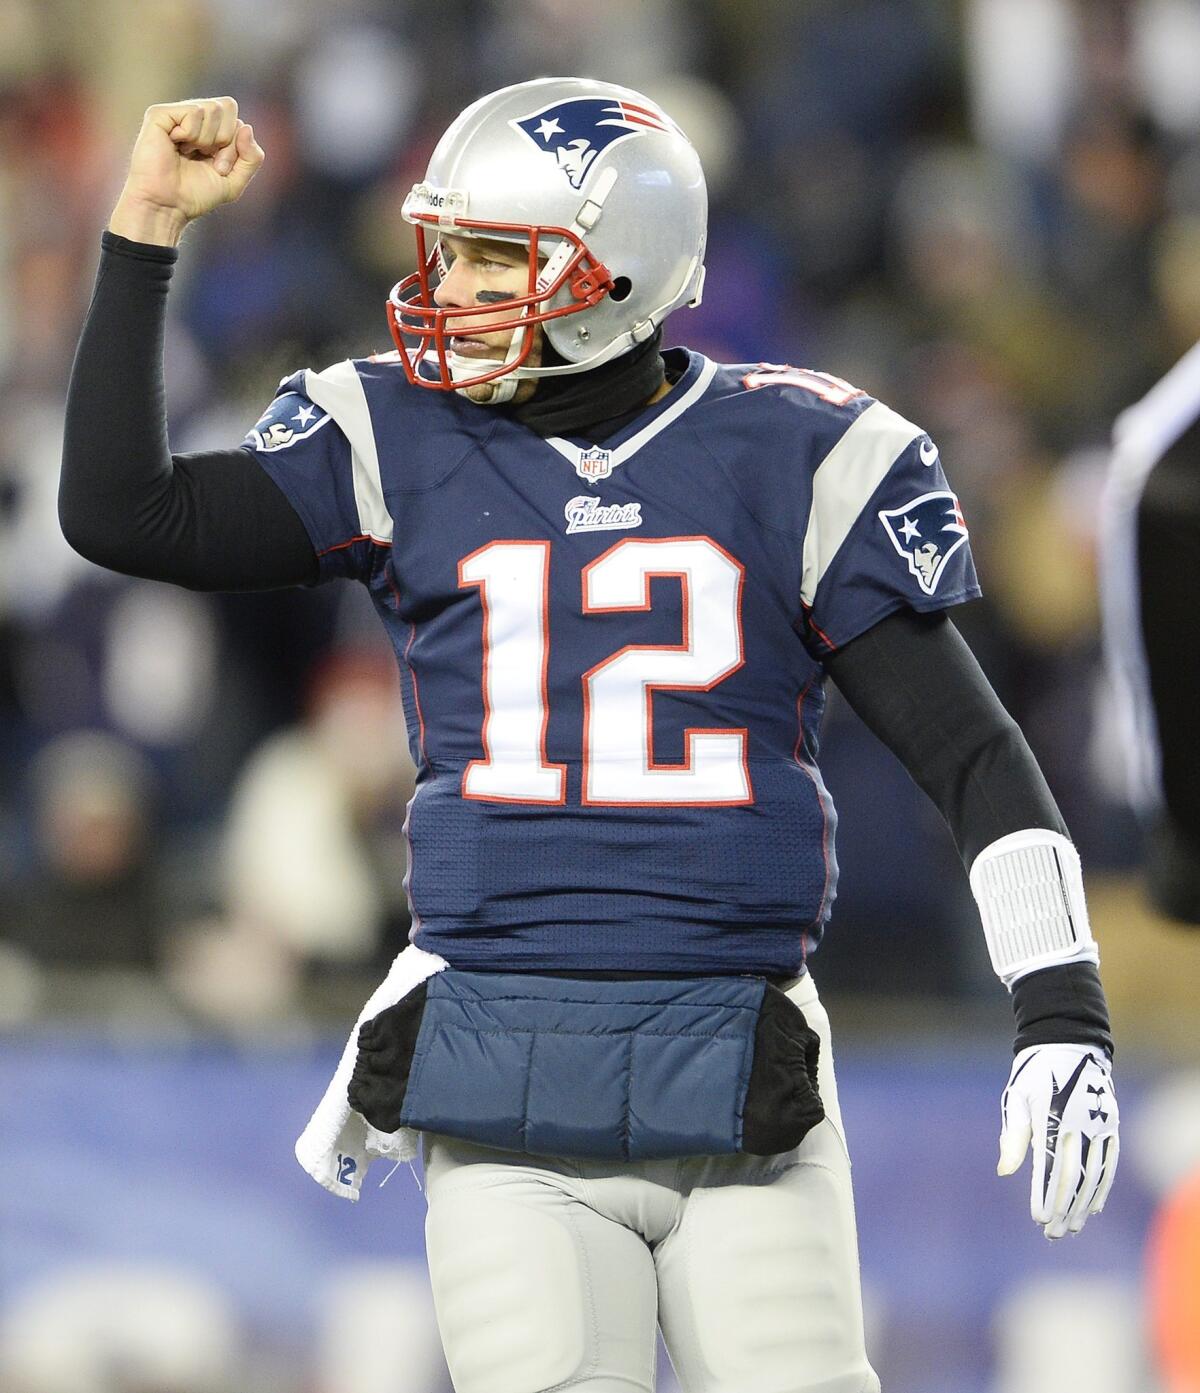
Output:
[576, 446, 613, 481]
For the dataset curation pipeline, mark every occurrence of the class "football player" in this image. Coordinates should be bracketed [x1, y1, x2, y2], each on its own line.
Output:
[61, 82, 1119, 1393]
[1101, 340, 1200, 924]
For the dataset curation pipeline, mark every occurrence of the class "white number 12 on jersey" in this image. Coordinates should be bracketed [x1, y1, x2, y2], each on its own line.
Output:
[458, 536, 752, 807]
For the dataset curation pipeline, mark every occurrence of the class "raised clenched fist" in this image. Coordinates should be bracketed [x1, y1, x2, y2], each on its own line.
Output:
[109, 97, 265, 247]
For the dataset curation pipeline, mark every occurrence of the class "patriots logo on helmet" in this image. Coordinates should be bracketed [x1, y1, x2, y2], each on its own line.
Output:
[512, 97, 676, 191]
[878, 491, 969, 596]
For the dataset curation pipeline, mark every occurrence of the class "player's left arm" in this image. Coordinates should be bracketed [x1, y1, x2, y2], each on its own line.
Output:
[826, 606, 1119, 1239]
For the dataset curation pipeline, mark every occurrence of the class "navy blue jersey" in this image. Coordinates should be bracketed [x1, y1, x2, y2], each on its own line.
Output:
[241, 349, 980, 975]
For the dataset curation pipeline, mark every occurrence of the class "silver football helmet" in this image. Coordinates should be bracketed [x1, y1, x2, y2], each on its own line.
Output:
[386, 77, 707, 401]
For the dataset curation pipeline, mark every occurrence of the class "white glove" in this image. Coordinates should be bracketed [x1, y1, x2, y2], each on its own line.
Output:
[997, 1044, 1119, 1239]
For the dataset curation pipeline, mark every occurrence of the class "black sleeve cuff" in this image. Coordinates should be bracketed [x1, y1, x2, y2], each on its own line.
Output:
[1011, 961, 1114, 1060]
[100, 230, 180, 264]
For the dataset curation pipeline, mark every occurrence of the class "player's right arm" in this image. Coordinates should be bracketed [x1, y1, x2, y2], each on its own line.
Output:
[60, 99, 320, 590]
[108, 96, 264, 248]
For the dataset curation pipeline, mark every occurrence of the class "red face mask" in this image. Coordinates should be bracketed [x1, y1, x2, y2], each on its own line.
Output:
[386, 214, 615, 392]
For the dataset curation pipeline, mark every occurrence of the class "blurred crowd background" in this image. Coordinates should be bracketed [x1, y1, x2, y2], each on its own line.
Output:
[2, 1, 1200, 1391]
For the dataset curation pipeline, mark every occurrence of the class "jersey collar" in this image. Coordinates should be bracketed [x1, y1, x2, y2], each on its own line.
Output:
[542, 351, 715, 478]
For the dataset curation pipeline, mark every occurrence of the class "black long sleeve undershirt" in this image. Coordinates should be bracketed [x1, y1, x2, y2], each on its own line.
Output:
[60, 233, 318, 590]
[827, 611, 1112, 1057]
[825, 607, 1065, 869]
[60, 234, 1110, 1054]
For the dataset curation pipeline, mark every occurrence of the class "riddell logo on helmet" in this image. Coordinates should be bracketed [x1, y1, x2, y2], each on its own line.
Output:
[512, 97, 675, 191]
[405, 184, 465, 216]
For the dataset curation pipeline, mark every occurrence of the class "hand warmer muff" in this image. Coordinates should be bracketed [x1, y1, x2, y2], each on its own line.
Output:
[348, 970, 824, 1161]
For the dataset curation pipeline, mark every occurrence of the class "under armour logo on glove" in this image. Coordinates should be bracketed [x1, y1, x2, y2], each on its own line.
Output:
[1087, 1083, 1109, 1123]
[997, 1044, 1120, 1240]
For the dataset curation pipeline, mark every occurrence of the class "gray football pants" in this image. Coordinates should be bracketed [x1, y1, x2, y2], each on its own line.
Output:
[421, 973, 881, 1393]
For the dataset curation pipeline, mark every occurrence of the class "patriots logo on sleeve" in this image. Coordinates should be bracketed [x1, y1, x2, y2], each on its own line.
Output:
[512, 97, 677, 190]
[248, 395, 331, 453]
[878, 491, 970, 596]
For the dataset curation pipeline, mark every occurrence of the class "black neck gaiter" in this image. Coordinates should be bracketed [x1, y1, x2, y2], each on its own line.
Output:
[505, 327, 666, 441]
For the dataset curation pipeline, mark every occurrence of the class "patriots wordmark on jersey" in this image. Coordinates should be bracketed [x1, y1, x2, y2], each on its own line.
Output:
[242, 350, 980, 976]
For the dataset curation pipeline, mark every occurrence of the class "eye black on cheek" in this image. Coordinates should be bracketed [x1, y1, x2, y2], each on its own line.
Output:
[475, 290, 512, 304]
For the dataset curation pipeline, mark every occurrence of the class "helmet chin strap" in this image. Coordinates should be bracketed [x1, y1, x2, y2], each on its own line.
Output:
[448, 320, 530, 405]
[448, 359, 516, 403]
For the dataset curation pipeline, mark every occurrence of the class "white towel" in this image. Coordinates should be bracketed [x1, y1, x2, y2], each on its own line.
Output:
[295, 943, 449, 1201]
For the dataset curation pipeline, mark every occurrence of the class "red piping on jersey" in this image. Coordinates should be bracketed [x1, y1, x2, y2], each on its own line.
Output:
[386, 568, 428, 768]
[801, 603, 838, 654]
[794, 678, 831, 953]
[316, 533, 393, 558]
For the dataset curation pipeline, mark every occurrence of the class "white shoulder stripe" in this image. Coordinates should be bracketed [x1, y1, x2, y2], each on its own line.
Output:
[800, 400, 923, 606]
[303, 360, 394, 544]
[610, 357, 717, 465]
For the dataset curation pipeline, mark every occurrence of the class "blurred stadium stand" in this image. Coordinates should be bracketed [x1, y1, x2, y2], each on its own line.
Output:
[2, 0, 1200, 1389]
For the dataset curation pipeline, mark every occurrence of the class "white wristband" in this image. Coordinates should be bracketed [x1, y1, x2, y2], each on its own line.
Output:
[969, 829, 1098, 988]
